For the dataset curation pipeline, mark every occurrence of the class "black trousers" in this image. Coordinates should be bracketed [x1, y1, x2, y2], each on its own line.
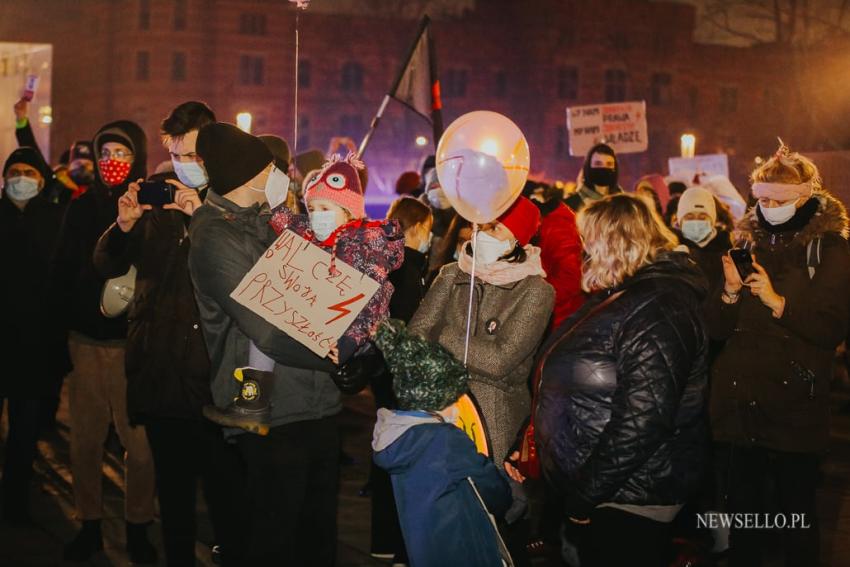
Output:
[1, 397, 48, 520]
[369, 460, 406, 557]
[144, 417, 242, 567]
[564, 507, 672, 567]
[717, 444, 820, 567]
[235, 416, 340, 566]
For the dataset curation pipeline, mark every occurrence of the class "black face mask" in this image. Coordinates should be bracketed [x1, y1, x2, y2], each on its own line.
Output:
[69, 166, 94, 186]
[587, 167, 617, 188]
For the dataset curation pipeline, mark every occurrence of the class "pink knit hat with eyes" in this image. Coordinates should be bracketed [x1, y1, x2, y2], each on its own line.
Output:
[303, 153, 365, 218]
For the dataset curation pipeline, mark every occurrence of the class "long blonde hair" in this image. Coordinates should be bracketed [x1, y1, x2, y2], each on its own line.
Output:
[578, 193, 678, 291]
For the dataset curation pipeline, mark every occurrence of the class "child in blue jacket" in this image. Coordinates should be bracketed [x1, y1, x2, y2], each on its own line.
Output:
[372, 320, 511, 567]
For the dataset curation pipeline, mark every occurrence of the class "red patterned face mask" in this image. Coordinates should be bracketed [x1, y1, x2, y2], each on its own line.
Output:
[98, 158, 131, 187]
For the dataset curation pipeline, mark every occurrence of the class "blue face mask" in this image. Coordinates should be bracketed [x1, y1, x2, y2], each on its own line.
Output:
[4, 176, 40, 201]
[310, 210, 339, 241]
[681, 219, 714, 244]
[172, 160, 209, 189]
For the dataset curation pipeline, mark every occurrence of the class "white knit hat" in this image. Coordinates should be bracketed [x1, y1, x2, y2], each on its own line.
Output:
[677, 187, 717, 223]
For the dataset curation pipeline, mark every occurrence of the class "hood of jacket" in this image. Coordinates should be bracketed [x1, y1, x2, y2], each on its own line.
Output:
[92, 120, 148, 189]
[372, 407, 459, 456]
[737, 189, 849, 245]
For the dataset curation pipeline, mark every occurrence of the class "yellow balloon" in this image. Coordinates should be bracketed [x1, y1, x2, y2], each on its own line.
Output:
[435, 111, 530, 224]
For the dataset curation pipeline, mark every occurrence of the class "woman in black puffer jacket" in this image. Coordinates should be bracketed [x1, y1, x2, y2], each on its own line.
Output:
[532, 194, 709, 567]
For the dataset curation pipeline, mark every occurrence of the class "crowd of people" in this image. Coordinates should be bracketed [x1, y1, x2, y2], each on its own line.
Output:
[1, 96, 848, 567]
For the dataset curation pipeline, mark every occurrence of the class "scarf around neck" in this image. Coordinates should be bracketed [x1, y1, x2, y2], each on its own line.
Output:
[457, 244, 546, 286]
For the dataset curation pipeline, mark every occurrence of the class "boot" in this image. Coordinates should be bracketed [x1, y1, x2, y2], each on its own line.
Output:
[63, 519, 103, 561]
[126, 520, 158, 564]
[203, 368, 273, 435]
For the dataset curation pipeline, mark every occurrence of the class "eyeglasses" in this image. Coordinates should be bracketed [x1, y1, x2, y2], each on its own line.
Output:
[101, 149, 134, 160]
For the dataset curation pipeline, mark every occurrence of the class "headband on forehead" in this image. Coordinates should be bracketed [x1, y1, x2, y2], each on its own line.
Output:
[751, 181, 813, 202]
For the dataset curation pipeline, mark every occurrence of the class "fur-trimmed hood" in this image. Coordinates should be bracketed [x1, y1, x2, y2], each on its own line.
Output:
[737, 190, 849, 245]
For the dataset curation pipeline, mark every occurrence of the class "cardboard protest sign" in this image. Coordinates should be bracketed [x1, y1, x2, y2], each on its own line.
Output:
[230, 229, 380, 357]
[566, 101, 648, 156]
[668, 153, 730, 180]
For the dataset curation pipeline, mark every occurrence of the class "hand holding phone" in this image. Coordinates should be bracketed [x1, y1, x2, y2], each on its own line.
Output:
[729, 248, 756, 281]
[117, 180, 151, 233]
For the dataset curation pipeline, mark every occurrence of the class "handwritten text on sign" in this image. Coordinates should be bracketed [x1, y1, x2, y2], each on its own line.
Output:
[230, 229, 380, 357]
[566, 101, 648, 157]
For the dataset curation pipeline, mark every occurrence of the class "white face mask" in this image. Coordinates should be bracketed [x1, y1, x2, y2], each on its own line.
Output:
[759, 200, 798, 225]
[417, 231, 433, 254]
[250, 166, 291, 209]
[681, 219, 714, 244]
[4, 176, 40, 201]
[310, 209, 339, 241]
[473, 231, 513, 265]
[172, 160, 209, 188]
[427, 187, 451, 210]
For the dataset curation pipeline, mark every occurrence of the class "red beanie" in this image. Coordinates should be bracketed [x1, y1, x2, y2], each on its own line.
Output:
[498, 196, 540, 247]
[304, 153, 365, 218]
[395, 171, 420, 195]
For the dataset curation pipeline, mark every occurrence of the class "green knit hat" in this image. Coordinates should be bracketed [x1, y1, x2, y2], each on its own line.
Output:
[375, 319, 468, 412]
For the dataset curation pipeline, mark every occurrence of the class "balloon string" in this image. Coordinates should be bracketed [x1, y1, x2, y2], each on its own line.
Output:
[463, 225, 478, 367]
[293, 10, 301, 155]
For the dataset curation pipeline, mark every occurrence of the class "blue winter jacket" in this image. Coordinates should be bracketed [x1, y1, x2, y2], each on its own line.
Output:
[372, 409, 511, 567]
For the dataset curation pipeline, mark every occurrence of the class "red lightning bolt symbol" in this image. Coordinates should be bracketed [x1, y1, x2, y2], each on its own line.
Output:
[326, 293, 365, 325]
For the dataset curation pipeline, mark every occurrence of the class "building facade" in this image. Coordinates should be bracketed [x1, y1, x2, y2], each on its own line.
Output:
[0, 0, 843, 199]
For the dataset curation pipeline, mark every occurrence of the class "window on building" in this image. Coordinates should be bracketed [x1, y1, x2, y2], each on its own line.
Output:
[139, 0, 151, 30]
[689, 86, 699, 114]
[298, 60, 311, 88]
[339, 114, 364, 139]
[604, 69, 627, 102]
[297, 116, 310, 150]
[557, 66, 578, 99]
[136, 51, 150, 81]
[720, 87, 738, 112]
[172, 52, 187, 81]
[239, 55, 265, 86]
[651, 73, 672, 105]
[174, 0, 188, 30]
[239, 13, 267, 35]
[764, 87, 778, 109]
[444, 69, 467, 98]
[609, 34, 630, 51]
[341, 62, 364, 93]
[556, 127, 567, 156]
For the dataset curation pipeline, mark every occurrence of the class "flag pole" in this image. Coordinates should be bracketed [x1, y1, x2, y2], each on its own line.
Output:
[426, 20, 443, 149]
[357, 15, 431, 159]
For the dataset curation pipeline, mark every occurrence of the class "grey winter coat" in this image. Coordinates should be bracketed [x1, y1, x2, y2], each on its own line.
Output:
[408, 262, 555, 462]
[188, 191, 341, 434]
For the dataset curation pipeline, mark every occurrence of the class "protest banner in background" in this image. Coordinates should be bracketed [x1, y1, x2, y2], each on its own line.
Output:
[668, 153, 730, 180]
[566, 100, 648, 156]
[230, 230, 380, 357]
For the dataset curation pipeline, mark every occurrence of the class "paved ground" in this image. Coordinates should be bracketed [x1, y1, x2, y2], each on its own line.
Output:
[1, 385, 850, 566]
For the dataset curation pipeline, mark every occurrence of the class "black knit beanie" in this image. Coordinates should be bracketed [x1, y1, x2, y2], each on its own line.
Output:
[259, 135, 291, 171]
[197, 122, 273, 195]
[3, 147, 51, 179]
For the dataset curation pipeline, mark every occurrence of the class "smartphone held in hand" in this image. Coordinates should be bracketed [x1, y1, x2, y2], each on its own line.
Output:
[730, 248, 756, 281]
[137, 180, 175, 206]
